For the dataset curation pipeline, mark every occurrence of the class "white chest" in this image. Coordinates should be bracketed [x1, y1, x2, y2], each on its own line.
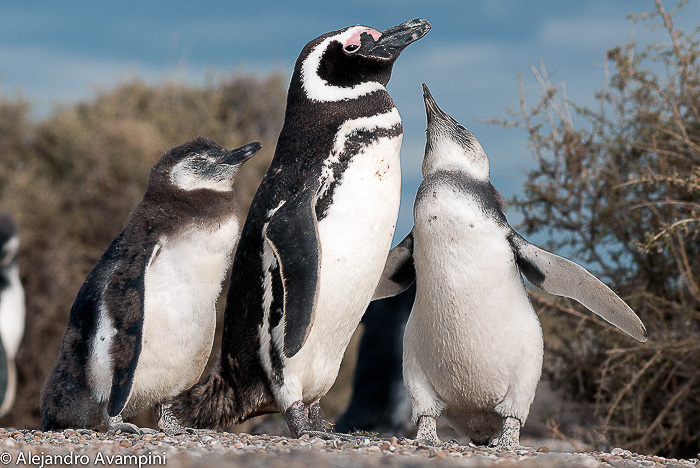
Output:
[127, 216, 240, 410]
[407, 186, 542, 408]
[0, 264, 25, 360]
[273, 118, 403, 407]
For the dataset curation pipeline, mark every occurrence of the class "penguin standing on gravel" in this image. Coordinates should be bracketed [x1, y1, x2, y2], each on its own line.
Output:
[40, 137, 261, 434]
[0, 213, 25, 418]
[375, 84, 647, 449]
[174, 19, 431, 438]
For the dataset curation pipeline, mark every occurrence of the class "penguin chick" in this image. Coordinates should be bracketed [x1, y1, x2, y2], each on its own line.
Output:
[374, 84, 647, 450]
[40, 137, 261, 434]
[173, 19, 431, 439]
[0, 213, 26, 418]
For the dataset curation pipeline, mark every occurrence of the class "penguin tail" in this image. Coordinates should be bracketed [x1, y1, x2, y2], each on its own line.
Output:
[173, 363, 274, 429]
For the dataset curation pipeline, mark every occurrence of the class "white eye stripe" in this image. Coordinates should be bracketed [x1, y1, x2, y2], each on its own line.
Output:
[301, 27, 385, 102]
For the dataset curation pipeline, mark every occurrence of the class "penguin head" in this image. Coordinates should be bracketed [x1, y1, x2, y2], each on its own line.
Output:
[0, 213, 19, 269]
[153, 137, 261, 193]
[421, 83, 490, 180]
[298, 19, 431, 102]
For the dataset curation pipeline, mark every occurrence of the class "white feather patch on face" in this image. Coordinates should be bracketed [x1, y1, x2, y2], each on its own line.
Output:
[88, 303, 118, 403]
[301, 26, 386, 102]
[170, 156, 235, 192]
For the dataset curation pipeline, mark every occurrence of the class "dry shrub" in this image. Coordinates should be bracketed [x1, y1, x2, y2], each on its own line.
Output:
[495, 1, 700, 457]
[0, 72, 286, 429]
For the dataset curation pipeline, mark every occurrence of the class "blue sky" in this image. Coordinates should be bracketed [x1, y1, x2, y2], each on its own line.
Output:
[1, 1, 698, 241]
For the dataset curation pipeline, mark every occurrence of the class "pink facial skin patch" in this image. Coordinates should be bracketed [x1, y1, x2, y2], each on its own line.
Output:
[345, 28, 381, 50]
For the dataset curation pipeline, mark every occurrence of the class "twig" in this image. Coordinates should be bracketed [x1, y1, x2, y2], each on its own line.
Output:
[604, 350, 662, 427]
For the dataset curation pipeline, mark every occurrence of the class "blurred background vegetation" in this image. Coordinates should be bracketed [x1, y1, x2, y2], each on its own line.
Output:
[0, 72, 288, 431]
[0, 0, 698, 459]
[494, 0, 700, 457]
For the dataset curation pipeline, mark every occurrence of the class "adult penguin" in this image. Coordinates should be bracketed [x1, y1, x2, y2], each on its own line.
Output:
[175, 19, 431, 438]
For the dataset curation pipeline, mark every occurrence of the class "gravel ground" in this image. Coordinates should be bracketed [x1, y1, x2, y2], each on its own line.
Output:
[1, 428, 698, 468]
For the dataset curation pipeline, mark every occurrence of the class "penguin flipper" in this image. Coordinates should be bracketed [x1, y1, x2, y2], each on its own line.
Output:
[265, 192, 321, 358]
[105, 239, 159, 417]
[372, 231, 415, 300]
[509, 231, 647, 342]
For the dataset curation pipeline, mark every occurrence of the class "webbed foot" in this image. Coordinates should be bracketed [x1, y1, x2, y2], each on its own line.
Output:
[156, 403, 194, 435]
[106, 414, 155, 436]
[415, 415, 441, 446]
[491, 417, 528, 451]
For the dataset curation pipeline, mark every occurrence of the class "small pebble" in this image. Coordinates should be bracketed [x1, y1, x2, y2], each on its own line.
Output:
[612, 447, 634, 457]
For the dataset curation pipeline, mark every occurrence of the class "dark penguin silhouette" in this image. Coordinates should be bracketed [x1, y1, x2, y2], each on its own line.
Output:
[334, 283, 414, 435]
[375, 84, 647, 449]
[174, 19, 430, 438]
[40, 138, 261, 434]
[0, 213, 25, 418]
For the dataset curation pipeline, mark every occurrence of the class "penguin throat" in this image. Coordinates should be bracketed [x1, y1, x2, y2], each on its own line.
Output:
[422, 144, 490, 181]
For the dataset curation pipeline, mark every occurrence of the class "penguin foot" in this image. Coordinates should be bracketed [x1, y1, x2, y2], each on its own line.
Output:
[306, 400, 332, 432]
[300, 430, 374, 443]
[75, 429, 94, 436]
[415, 415, 442, 446]
[284, 400, 313, 438]
[491, 417, 523, 451]
[106, 415, 153, 436]
[285, 400, 361, 440]
[300, 430, 337, 440]
[108, 422, 142, 435]
[156, 403, 194, 435]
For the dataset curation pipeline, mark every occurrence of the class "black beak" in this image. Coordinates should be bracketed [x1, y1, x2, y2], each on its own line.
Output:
[422, 83, 450, 124]
[360, 19, 431, 59]
[219, 142, 262, 165]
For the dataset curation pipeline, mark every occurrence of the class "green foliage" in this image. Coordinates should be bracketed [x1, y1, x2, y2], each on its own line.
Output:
[0, 73, 286, 429]
[499, 1, 700, 457]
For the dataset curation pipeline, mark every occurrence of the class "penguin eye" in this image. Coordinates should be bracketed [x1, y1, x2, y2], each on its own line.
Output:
[344, 44, 360, 53]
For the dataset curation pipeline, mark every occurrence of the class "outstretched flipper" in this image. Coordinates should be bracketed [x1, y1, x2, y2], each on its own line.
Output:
[265, 190, 321, 358]
[508, 231, 647, 342]
[372, 231, 415, 300]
